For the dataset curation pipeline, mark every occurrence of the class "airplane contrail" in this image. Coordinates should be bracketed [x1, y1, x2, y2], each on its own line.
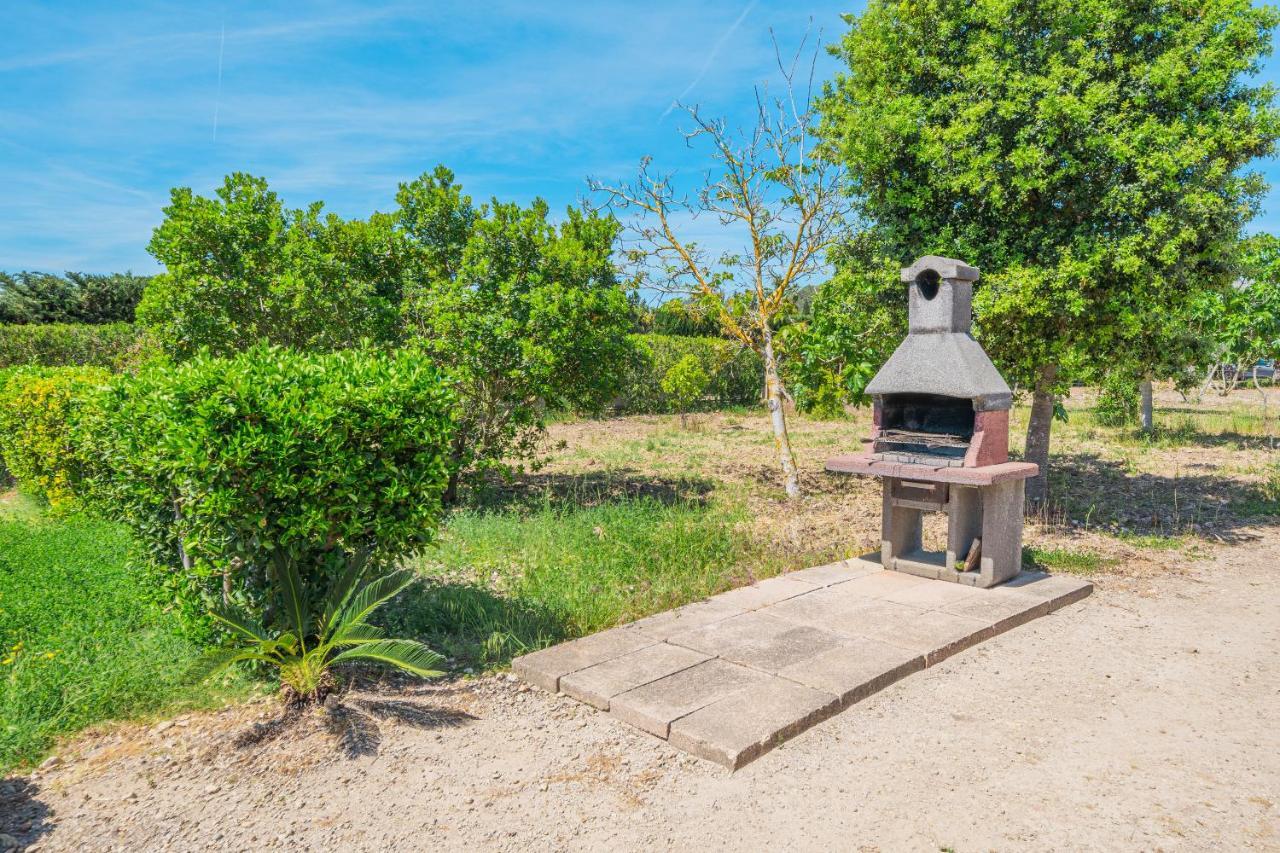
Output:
[213, 23, 225, 142]
[660, 0, 758, 122]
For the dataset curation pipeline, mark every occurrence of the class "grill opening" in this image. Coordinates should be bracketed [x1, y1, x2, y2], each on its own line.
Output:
[874, 393, 975, 463]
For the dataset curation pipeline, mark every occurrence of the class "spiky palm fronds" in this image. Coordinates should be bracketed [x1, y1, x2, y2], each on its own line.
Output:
[194, 564, 442, 703]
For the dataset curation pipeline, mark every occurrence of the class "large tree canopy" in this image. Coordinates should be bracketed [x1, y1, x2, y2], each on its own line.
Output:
[140, 174, 406, 358]
[395, 166, 634, 491]
[820, 0, 1280, 500]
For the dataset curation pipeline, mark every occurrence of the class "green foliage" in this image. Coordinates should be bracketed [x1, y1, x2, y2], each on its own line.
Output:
[1095, 372, 1140, 427]
[651, 297, 721, 337]
[140, 173, 407, 358]
[1195, 232, 1280, 370]
[0, 514, 237, 770]
[0, 366, 109, 511]
[0, 271, 148, 325]
[395, 166, 634, 478]
[821, 0, 1280, 392]
[82, 346, 456, 628]
[660, 355, 710, 424]
[0, 322, 150, 369]
[196, 566, 442, 704]
[784, 252, 902, 414]
[617, 334, 762, 414]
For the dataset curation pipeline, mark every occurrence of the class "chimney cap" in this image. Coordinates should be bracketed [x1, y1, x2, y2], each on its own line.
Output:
[900, 255, 979, 284]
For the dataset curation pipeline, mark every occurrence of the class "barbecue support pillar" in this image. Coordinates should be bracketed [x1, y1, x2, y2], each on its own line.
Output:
[878, 475, 1026, 588]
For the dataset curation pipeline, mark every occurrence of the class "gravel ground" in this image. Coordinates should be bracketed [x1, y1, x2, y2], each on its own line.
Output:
[4, 529, 1278, 852]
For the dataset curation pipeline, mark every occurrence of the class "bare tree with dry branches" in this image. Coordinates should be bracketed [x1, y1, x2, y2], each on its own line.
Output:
[592, 36, 849, 498]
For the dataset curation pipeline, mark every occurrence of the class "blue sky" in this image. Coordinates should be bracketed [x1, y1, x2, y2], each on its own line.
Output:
[2, 1, 1279, 274]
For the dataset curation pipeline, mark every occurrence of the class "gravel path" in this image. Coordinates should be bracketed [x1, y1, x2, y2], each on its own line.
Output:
[5, 533, 1278, 852]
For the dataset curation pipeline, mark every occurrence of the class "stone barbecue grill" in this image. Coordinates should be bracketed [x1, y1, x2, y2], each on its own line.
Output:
[827, 255, 1036, 588]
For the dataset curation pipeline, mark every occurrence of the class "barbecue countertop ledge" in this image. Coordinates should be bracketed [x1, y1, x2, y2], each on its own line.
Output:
[825, 453, 1038, 486]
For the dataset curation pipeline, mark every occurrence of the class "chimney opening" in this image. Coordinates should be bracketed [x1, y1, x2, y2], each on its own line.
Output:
[915, 269, 940, 300]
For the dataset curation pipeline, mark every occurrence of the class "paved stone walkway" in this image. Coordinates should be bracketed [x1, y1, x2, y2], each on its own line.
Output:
[513, 559, 1092, 769]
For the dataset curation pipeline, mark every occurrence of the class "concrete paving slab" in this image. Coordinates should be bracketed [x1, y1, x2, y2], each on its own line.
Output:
[854, 608, 995, 665]
[1001, 572, 1094, 610]
[517, 568, 1093, 769]
[625, 598, 743, 641]
[880, 576, 985, 610]
[940, 588, 1049, 632]
[783, 558, 881, 587]
[560, 643, 712, 710]
[836, 569, 932, 599]
[777, 638, 925, 707]
[609, 658, 773, 738]
[708, 575, 818, 612]
[764, 588, 925, 638]
[668, 677, 839, 769]
[511, 627, 655, 693]
[667, 610, 845, 673]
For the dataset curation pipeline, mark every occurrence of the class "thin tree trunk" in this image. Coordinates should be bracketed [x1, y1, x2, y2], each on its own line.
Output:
[762, 327, 801, 499]
[1024, 364, 1058, 506]
[1199, 363, 1218, 400]
[1139, 378, 1154, 433]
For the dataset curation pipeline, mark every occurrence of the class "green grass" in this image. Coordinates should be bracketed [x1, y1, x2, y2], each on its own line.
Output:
[0, 512, 246, 770]
[395, 495, 784, 668]
[1021, 545, 1118, 575]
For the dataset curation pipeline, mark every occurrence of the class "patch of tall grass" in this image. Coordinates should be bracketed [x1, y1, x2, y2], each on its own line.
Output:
[396, 495, 774, 667]
[0, 512, 246, 770]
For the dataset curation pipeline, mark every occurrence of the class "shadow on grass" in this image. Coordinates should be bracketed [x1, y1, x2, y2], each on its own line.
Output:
[382, 579, 568, 670]
[0, 776, 52, 849]
[1046, 452, 1279, 542]
[460, 469, 715, 514]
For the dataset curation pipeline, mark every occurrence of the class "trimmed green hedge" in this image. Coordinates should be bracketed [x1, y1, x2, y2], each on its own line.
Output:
[81, 345, 457, 628]
[616, 334, 762, 414]
[0, 366, 110, 511]
[0, 322, 150, 370]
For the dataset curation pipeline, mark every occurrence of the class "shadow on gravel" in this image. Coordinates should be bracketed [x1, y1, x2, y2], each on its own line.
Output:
[1046, 452, 1279, 543]
[325, 699, 475, 759]
[0, 776, 52, 850]
[233, 697, 476, 760]
[462, 469, 715, 513]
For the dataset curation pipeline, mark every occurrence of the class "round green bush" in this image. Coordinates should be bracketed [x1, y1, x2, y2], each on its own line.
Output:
[0, 365, 109, 511]
[81, 345, 456, 627]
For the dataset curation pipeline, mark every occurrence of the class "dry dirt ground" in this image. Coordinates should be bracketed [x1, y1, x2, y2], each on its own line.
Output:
[6, 534, 1277, 852]
[4, 386, 1278, 851]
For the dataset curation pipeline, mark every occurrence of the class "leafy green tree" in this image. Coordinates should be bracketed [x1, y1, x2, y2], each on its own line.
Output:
[1197, 233, 1280, 400]
[820, 0, 1280, 502]
[395, 166, 634, 497]
[661, 354, 710, 427]
[785, 250, 902, 415]
[0, 271, 147, 324]
[140, 173, 406, 358]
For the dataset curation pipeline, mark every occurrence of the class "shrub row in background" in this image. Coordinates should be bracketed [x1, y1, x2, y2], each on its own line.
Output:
[616, 334, 763, 414]
[0, 322, 150, 370]
[0, 366, 109, 511]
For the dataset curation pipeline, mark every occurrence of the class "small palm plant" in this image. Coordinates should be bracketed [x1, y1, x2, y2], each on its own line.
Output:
[194, 559, 443, 706]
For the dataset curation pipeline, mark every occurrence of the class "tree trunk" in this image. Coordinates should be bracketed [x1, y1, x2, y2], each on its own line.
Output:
[1023, 364, 1058, 506]
[762, 327, 801, 499]
[1139, 378, 1154, 433]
